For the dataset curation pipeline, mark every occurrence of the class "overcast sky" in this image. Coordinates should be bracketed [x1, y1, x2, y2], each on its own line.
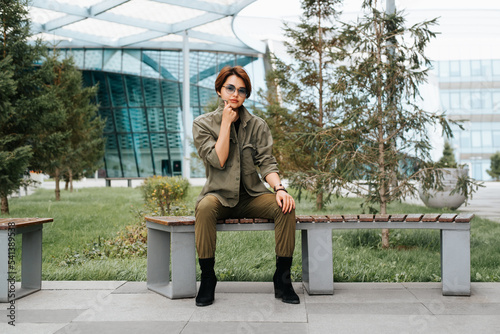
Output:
[238, 0, 500, 61]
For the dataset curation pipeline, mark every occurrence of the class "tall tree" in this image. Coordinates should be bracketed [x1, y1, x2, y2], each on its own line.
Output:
[267, 0, 343, 210]
[0, 0, 53, 213]
[301, 0, 478, 247]
[34, 54, 104, 199]
[487, 152, 500, 181]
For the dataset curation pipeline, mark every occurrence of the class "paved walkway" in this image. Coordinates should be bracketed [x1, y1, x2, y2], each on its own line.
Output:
[1, 281, 500, 334]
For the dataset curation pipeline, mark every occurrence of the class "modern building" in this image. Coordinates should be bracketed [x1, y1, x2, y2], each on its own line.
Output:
[28, 0, 267, 179]
[435, 60, 500, 181]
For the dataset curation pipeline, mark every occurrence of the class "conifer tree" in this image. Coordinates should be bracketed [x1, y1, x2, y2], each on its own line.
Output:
[0, 0, 52, 213]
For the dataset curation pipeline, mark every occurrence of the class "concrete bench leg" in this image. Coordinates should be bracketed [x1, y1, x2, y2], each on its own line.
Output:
[147, 228, 196, 299]
[0, 227, 43, 302]
[301, 229, 333, 295]
[441, 229, 471, 296]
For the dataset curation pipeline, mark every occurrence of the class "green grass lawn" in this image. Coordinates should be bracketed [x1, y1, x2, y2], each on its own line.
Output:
[3, 186, 500, 282]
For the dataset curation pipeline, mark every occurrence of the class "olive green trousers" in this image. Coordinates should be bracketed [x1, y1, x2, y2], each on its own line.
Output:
[195, 192, 296, 259]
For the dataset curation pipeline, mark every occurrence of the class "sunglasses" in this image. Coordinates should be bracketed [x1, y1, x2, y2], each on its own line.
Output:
[223, 84, 247, 97]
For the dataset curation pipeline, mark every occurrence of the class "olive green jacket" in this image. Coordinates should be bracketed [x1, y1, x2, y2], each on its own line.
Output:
[193, 102, 279, 207]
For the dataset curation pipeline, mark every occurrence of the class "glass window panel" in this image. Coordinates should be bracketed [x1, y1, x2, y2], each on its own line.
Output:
[439, 61, 449, 77]
[147, 108, 166, 132]
[460, 131, 471, 148]
[68, 49, 84, 68]
[99, 109, 115, 133]
[190, 52, 200, 84]
[143, 78, 162, 107]
[450, 92, 460, 109]
[493, 92, 500, 111]
[103, 49, 122, 73]
[125, 75, 144, 107]
[493, 60, 500, 77]
[165, 108, 181, 132]
[122, 50, 141, 76]
[134, 133, 154, 176]
[84, 49, 103, 70]
[471, 60, 482, 76]
[199, 87, 215, 107]
[104, 136, 122, 178]
[114, 108, 131, 133]
[142, 50, 161, 78]
[471, 131, 481, 147]
[129, 108, 148, 132]
[190, 85, 200, 107]
[482, 131, 492, 148]
[90, 72, 110, 107]
[449, 61, 460, 77]
[482, 91, 492, 110]
[472, 161, 482, 180]
[460, 60, 471, 78]
[192, 107, 202, 119]
[151, 133, 167, 150]
[162, 81, 181, 107]
[440, 92, 450, 111]
[168, 132, 182, 149]
[217, 53, 235, 70]
[118, 134, 137, 177]
[492, 131, 500, 146]
[471, 91, 482, 109]
[460, 91, 471, 110]
[481, 60, 491, 77]
[108, 74, 127, 107]
[160, 51, 181, 81]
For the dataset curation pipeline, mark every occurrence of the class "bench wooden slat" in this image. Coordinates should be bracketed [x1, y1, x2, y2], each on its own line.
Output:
[226, 218, 239, 224]
[254, 218, 272, 223]
[326, 215, 343, 222]
[0, 218, 53, 230]
[239, 218, 254, 224]
[343, 214, 358, 222]
[312, 215, 328, 223]
[422, 214, 440, 222]
[406, 214, 423, 222]
[438, 213, 458, 222]
[455, 213, 475, 223]
[390, 214, 406, 222]
[145, 216, 195, 226]
[375, 214, 390, 222]
[296, 215, 313, 223]
[359, 214, 374, 222]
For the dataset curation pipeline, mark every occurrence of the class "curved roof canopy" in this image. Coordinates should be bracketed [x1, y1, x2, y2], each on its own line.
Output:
[28, 0, 265, 54]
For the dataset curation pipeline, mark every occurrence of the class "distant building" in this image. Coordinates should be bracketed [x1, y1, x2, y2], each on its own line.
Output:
[436, 60, 500, 180]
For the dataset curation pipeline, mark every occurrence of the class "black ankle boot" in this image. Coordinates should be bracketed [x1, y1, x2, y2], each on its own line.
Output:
[273, 256, 300, 304]
[196, 257, 217, 307]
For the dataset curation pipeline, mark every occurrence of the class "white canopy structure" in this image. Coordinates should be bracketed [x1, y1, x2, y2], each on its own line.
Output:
[28, 0, 266, 54]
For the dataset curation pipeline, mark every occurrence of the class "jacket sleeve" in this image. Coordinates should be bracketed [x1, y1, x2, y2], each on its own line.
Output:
[254, 120, 279, 180]
[193, 118, 225, 170]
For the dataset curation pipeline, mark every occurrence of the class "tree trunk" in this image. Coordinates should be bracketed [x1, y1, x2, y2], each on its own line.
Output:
[1, 195, 9, 215]
[55, 168, 61, 201]
[65, 180, 69, 191]
[316, 191, 323, 211]
[69, 169, 73, 192]
[380, 202, 390, 249]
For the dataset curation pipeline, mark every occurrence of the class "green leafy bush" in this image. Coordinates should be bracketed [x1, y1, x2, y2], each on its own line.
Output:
[141, 176, 190, 215]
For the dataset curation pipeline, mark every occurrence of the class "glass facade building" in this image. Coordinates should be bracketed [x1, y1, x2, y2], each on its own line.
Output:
[435, 59, 500, 180]
[54, 48, 264, 179]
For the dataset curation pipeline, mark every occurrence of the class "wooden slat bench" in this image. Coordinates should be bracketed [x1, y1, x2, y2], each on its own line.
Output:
[0, 218, 53, 302]
[145, 213, 473, 299]
[105, 177, 146, 187]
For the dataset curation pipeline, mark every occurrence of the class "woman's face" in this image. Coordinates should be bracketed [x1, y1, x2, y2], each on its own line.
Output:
[218, 75, 247, 110]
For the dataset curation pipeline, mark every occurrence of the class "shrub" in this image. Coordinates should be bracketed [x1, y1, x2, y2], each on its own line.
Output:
[141, 176, 190, 215]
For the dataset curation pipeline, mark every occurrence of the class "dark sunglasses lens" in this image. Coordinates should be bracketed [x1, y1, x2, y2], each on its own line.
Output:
[238, 88, 246, 96]
[225, 85, 236, 93]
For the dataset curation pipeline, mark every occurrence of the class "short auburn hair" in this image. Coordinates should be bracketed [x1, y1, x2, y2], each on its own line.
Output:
[214, 65, 252, 98]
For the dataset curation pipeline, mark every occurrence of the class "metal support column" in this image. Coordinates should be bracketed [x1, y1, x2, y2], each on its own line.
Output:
[182, 30, 191, 179]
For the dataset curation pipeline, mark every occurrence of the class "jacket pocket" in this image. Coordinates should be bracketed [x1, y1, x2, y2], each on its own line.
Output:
[241, 144, 256, 175]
